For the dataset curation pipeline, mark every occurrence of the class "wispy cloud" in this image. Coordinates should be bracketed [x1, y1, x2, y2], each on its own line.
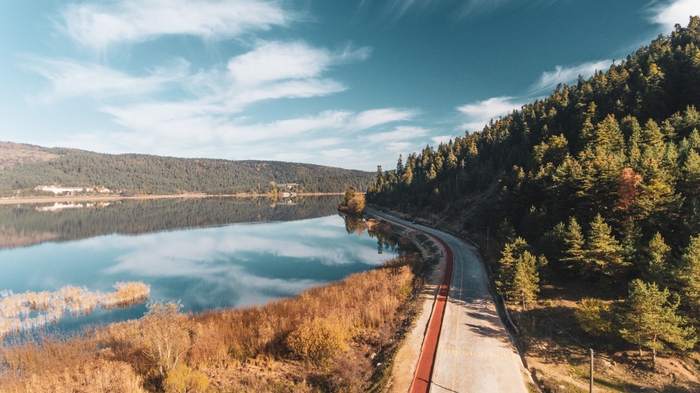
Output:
[457, 59, 611, 132]
[650, 0, 700, 33]
[456, 96, 524, 132]
[365, 126, 428, 143]
[458, 0, 514, 17]
[530, 60, 611, 94]
[61, 106, 419, 169]
[349, 108, 419, 131]
[27, 57, 189, 102]
[370, 0, 557, 20]
[59, 0, 294, 50]
[431, 135, 453, 145]
[32, 40, 369, 113]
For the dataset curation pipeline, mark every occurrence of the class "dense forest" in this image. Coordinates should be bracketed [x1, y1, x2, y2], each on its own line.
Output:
[369, 18, 700, 362]
[0, 196, 342, 249]
[0, 144, 374, 196]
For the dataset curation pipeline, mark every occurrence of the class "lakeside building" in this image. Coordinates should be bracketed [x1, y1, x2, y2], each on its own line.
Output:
[35, 185, 93, 195]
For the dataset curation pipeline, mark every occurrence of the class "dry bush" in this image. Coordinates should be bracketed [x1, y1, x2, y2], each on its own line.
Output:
[163, 364, 209, 393]
[139, 301, 198, 377]
[286, 317, 348, 364]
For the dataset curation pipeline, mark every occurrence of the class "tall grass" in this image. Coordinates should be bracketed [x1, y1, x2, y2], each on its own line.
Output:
[0, 282, 149, 337]
[0, 255, 423, 392]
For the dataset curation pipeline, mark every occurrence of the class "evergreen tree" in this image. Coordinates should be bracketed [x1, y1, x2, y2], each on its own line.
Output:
[561, 217, 586, 276]
[584, 214, 624, 278]
[643, 232, 672, 286]
[620, 280, 697, 367]
[496, 237, 528, 297]
[620, 219, 643, 271]
[678, 235, 700, 315]
[511, 251, 541, 310]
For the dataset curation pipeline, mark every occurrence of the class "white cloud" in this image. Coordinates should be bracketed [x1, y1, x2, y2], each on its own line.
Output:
[228, 41, 333, 86]
[180, 41, 371, 111]
[385, 141, 412, 152]
[456, 59, 612, 133]
[349, 108, 418, 131]
[456, 96, 524, 132]
[63, 105, 418, 168]
[322, 149, 356, 159]
[59, 0, 293, 50]
[28, 58, 189, 101]
[365, 126, 428, 143]
[431, 135, 452, 145]
[651, 0, 700, 33]
[531, 60, 611, 94]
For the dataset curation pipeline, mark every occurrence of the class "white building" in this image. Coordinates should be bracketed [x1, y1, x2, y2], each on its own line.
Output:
[35, 185, 93, 195]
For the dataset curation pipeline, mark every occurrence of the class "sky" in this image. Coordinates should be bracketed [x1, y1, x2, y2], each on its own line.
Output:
[0, 0, 699, 171]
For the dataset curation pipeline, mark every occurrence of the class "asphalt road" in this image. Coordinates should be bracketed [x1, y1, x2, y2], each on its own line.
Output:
[371, 211, 529, 393]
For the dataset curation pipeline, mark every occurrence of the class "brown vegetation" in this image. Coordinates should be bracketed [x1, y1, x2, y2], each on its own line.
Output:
[0, 282, 150, 337]
[0, 251, 425, 392]
[0, 142, 59, 169]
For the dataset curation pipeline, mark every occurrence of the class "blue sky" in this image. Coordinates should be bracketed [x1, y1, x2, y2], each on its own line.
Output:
[0, 0, 699, 171]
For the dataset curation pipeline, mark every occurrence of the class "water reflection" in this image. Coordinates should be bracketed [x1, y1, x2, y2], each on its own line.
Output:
[0, 196, 341, 250]
[0, 203, 397, 334]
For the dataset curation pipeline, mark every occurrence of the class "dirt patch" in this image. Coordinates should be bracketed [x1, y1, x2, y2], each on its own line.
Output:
[0, 142, 60, 169]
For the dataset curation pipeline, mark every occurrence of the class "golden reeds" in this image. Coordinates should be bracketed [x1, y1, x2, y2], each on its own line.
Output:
[0, 253, 422, 392]
[0, 281, 150, 337]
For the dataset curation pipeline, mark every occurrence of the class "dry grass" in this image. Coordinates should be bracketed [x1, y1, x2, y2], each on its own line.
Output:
[0, 257, 422, 392]
[0, 282, 150, 337]
[0, 142, 59, 169]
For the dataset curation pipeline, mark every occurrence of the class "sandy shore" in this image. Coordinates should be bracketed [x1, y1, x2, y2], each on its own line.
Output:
[0, 192, 344, 205]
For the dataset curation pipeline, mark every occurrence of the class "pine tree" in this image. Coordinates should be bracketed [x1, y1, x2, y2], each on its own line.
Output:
[620, 280, 697, 367]
[620, 219, 643, 271]
[561, 217, 586, 276]
[511, 251, 541, 309]
[496, 237, 528, 297]
[643, 232, 672, 286]
[678, 235, 700, 315]
[584, 214, 624, 278]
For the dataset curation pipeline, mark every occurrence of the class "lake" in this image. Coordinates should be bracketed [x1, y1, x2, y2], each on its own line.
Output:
[0, 196, 396, 336]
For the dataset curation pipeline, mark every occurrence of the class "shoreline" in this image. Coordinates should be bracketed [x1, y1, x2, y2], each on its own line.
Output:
[0, 192, 344, 205]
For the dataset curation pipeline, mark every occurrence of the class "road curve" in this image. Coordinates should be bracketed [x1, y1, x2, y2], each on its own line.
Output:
[370, 211, 529, 393]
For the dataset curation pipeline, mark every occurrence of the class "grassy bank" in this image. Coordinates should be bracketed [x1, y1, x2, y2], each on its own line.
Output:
[0, 219, 432, 393]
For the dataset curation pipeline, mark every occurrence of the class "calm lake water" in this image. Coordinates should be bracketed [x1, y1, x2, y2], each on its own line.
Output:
[0, 196, 396, 335]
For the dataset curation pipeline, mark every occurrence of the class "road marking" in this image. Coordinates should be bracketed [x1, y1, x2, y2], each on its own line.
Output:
[439, 349, 519, 359]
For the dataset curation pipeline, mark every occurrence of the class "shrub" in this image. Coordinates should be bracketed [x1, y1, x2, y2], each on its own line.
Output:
[163, 364, 209, 393]
[286, 317, 348, 365]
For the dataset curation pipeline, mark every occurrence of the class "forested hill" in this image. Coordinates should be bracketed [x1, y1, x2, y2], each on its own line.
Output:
[369, 18, 700, 351]
[0, 142, 374, 196]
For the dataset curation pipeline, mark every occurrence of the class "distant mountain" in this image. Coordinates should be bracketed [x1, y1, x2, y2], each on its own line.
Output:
[0, 142, 374, 196]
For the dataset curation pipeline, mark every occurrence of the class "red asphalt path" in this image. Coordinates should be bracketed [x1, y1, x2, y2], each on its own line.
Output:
[409, 233, 453, 393]
[369, 211, 454, 392]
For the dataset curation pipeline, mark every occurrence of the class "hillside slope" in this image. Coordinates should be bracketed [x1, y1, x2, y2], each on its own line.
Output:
[369, 16, 700, 388]
[0, 142, 374, 196]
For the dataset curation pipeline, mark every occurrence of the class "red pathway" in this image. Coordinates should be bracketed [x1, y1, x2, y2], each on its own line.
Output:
[409, 233, 454, 393]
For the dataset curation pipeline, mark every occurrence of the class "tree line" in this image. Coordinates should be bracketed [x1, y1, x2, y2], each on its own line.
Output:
[0, 148, 374, 196]
[368, 17, 700, 363]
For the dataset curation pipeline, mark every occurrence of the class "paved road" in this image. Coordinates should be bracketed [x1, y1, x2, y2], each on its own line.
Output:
[371, 211, 529, 393]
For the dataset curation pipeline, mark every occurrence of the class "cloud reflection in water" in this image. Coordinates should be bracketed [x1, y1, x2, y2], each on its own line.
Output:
[83, 215, 396, 310]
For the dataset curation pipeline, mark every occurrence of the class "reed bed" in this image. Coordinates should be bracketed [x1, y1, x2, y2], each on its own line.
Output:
[0, 281, 149, 337]
[0, 253, 425, 392]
